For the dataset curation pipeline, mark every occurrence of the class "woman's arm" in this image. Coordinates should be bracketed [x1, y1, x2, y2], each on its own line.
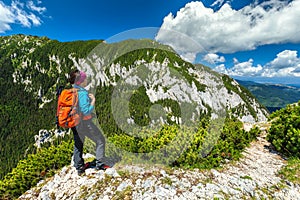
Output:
[89, 93, 95, 106]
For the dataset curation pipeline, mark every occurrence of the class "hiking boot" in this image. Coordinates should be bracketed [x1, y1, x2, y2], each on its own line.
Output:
[77, 162, 90, 175]
[88, 159, 96, 167]
[77, 169, 85, 176]
[95, 164, 110, 171]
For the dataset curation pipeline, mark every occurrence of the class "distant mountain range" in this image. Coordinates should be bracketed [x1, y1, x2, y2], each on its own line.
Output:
[236, 80, 300, 112]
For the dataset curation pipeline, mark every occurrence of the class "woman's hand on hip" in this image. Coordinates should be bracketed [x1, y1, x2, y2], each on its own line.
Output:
[89, 93, 96, 106]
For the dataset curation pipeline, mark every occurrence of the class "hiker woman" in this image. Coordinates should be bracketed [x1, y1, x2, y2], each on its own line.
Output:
[69, 69, 110, 175]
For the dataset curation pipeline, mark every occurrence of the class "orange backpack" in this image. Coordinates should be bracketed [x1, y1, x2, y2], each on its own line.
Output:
[56, 88, 81, 128]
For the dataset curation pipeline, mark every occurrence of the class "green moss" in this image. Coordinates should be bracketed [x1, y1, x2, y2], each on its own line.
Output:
[240, 175, 253, 180]
[113, 186, 133, 200]
[161, 177, 173, 186]
[278, 157, 300, 184]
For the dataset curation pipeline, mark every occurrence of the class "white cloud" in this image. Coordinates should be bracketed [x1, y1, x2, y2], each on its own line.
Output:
[27, 1, 46, 14]
[27, 13, 42, 26]
[211, 0, 233, 7]
[262, 50, 300, 77]
[0, 0, 45, 33]
[211, 0, 225, 7]
[156, 0, 300, 61]
[0, 2, 14, 32]
[215, 50, 300, 77]
[292, 67, 300, 73]
[214, 63, 227, 73]
[215, 58, 263, 77]
[155, 28, 205, 63]
[203, 53, 225, 64]
[229, 58, 263, 76]
[180, 52, 197, 63]
[268, 50, 299, 69]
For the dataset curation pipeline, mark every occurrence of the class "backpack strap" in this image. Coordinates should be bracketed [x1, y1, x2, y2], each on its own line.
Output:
[72, 88, 79, 108]
[69, 88, 79, 118]
[56, 85, 64, 97]
[69, 88, 81, 124]
[56, 85, 64, 129]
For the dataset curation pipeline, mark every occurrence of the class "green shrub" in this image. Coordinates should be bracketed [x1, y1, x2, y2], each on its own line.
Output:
[267, 102, 300, 157]
[174, 117, 260, 169]
[107, 117, 260, 169]
[0, 141, 73, 199]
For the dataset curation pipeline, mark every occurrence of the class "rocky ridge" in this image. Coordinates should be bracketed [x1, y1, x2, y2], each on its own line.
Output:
[19, 126, 300, 200]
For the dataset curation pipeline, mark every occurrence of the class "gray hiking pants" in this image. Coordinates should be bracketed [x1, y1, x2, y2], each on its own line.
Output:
[71, 119, 106, 170]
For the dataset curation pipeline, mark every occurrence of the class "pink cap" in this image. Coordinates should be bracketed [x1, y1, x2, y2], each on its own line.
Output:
[75, 71, 87, 85]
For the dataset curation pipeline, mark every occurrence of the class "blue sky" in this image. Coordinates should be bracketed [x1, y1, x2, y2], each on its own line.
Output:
[0, 0, 300, 85]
